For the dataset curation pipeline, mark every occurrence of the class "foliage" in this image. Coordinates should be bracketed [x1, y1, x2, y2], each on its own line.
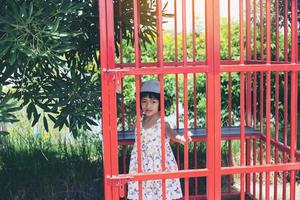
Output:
[0, 87, 20, 135]
[0, 0, 161, 136]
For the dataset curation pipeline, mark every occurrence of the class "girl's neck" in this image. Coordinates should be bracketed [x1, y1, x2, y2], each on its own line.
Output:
[142, 112, 160, 128]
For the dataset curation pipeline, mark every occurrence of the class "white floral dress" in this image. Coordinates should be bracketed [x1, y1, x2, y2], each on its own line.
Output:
[127, 118, 183, 200]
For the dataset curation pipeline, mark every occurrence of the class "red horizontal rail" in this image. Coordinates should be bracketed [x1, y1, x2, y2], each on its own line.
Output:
[221, 162, 300, 175]
[260, 134, 300, 159]
[221, 64, 300, 72]
[115, 61, 206, 68]
[105, 64, 300, 76]
[104, 65, 208, 76]
[116, 168, 209, 181]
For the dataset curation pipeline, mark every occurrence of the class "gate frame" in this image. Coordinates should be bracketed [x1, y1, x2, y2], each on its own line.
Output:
[99, 0, 299, 199]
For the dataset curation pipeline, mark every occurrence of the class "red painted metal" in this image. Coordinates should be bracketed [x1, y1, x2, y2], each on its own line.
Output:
[240, 72, 245, 200]
[259, 0, 263, 61]
[253, 0, 257, 60]
[227, 0, 231, 60]
[100, 0, 300, 199]
[245, 2, 252, 192]
[274, 72, 279, 200]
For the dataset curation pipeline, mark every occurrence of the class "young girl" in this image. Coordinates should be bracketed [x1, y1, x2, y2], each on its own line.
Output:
[127, 79, 188, 200]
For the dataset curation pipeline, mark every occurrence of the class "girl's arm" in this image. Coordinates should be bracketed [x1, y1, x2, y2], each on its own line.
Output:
[165, 122, 191, 145]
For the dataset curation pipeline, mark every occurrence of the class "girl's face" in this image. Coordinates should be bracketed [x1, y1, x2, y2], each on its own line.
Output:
[141, 96, 159, 117]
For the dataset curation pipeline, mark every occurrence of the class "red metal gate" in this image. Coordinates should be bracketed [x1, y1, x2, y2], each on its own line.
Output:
[99, 0, 299, 199]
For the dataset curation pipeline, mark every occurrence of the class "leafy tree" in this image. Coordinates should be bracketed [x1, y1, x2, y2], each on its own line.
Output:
[0, 0, 162, 136]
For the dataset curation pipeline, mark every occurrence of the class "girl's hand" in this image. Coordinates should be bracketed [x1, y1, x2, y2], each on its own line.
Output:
[175, 134, 192, 145]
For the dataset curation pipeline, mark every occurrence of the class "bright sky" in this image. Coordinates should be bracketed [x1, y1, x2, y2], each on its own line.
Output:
[163, 0, 240, 33]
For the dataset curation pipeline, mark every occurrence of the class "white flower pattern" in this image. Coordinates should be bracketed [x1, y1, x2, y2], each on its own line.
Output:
[127, 119, 183, 200]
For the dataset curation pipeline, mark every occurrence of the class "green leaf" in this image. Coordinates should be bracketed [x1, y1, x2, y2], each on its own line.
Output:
[9, 50, 17, 66]
[31, 113, 41, 127]
[86, 118, 98, 126]
[0, 131, 9, 136]
[53, 19, 60, 32]
[27, 103, 34, 120]
[28, 2, 33, 18]
[43, 116, 49, 132]
[48, 114, 56, 123]
[0, 46, 10, 59]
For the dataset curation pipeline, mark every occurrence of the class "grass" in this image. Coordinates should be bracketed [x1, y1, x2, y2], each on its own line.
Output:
[0, 111, 104, 200]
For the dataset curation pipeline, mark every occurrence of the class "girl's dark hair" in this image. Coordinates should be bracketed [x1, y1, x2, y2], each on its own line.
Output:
[140, 92, 161, 111]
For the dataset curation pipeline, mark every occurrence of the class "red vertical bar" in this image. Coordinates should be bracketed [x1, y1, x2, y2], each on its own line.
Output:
[275, 0, 279, 61]
[228, 73, 232, 126]
[174, 0, 179, 136]
[266, 0, 271, 64]
[240, 72, 245, 200]
[192, 0, 196, 62]
[253, 72, 257, 128]
[245, 0, 251, 194]
[119, 0, 125, 132]
[99, 0, 112, 199]
[246, 74, 251, 193]
[133, 0, 140, 68]
[193, 75, 197, 128]
[274, 72, 279, 200]
[183, 73, 189, 200]
[259, 0, 264, 60]
[228, 72, 232, 193]
[282, 72, 288, 200]
[135, 76, 142, 200]
[227, 5, 232, 179]
[253, 139, 257, 198]
[102, 76, 113, 200]
[228, 140, 233, 193]
[284, 0, 288, 62]
[259, 72, 264, 200]
[174, 0, 180, 172]
[282, 1, 288, 196]
[122, 145, 127, 200]
[174, 0, 178, 64]
[265, 0, 272, 196]
[118, 0, 123, 64]
[291, 0, 298, 64]
[175, 80, 180, 167]
[159, 76, 167, 200]
[121, 80, 125, 130]
[253, 72, 257, 199]
[206, 0, 220, 199]
[290, 0, 298, 198]
[182, 0, 187, 67]
[182, 0, 189, 198]
[108, 67, 119, 200]
[245, 139, 251, 192]
[156, 0, 167, 198]
[265, 71, 271, 200]
[259, 138, 263, 200]
[106, 0, 118, 199]
[228, 0, 231, 60]
[239, 0, 244, 64]
[213, 0, 221, 198]
[133, 0, 142, 198]
[246, 0, 251, 62]
[290, 71, 297, 200]
[253, 0, 257, 60]
[194, 141, 198, 195]
[193, 73, 198, 195]
[176, 143, 180, 168]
